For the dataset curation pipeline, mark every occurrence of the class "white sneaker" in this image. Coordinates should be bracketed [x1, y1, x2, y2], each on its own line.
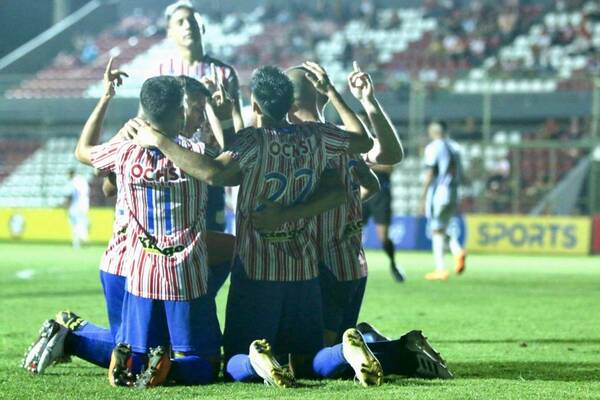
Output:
[22, 320, 68, 374]
[248, 339, 295, 388]
[342, 328, 383, 387]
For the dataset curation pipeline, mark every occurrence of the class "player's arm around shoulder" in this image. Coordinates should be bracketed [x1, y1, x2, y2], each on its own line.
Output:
[251, 168, 346, 233]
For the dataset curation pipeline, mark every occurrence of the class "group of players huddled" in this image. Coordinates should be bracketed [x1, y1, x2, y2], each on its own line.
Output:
[21, 0, 464, 389]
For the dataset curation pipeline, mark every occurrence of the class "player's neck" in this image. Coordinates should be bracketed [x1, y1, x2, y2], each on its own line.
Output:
[256, 117, 289, 129]
[292, 108, 321, 123]
[178, 44, 205, 65]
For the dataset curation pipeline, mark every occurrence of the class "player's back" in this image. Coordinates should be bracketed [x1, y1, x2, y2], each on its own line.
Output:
[231, 121, 350, 281]
[425, 138, 462, 188]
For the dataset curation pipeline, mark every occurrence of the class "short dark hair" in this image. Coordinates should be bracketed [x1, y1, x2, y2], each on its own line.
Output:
[177, 75, 211, 99]
[251, 66, 294, 121]
[140, 76, 184, 126]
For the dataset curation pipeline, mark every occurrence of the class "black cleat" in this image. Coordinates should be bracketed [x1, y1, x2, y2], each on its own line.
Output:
[109, 343, 135, 387]
[397, 330, 453, 379]
[390, 261, 406, 282]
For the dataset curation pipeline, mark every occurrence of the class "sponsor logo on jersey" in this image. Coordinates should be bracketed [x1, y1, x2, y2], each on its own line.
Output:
[268, 137, 316, 158]
[139, 236, 185, 256]
[131, 165, 181, 182]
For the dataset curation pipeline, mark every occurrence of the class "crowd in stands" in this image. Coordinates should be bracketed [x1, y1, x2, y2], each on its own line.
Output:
[6, 0, 600, 99]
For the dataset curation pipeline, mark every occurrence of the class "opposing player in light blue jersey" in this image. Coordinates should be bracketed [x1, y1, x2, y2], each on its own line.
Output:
[420, 121, 466, 281]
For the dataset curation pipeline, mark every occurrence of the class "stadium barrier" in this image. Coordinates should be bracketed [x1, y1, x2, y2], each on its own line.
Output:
[465, 214, 591, 255]
[0, 208, 594, 256]
[362, 216, 466, 251]
[0, 208, 113, 243]
[593, 215, 600, 254]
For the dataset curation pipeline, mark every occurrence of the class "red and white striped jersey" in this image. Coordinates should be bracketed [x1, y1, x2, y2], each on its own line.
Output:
[317, 153, 368, 281]
[98, 191, 129, 277]
[228, 122, 350, 281]
[90, 137, 210, 300]
[158, 54, 236, 93]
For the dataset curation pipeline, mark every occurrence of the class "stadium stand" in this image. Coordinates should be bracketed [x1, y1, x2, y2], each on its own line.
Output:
[455, 0, 600, 93]
[0, 137, 93, 207]
[0, 1, 595, 214]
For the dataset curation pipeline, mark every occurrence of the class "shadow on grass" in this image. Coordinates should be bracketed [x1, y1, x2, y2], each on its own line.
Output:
[437, 338, 600, 345]
[451, 361, 600, 382]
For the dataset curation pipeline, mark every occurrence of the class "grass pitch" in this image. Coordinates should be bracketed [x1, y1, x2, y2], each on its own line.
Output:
[0, 243, 599, 399]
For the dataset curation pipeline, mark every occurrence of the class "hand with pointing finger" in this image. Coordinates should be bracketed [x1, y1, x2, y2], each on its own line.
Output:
[102, 56, 129, 99]
[348, 61, 375, 103]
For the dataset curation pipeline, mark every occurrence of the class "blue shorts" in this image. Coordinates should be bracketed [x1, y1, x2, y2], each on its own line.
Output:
[207, 261, 231, 298]
[206, 186, 225, 232]
[223, 257, 324, 361]
[117, 291, 222, 356]
[319, 264, 367, 339]
[99, 270, 126, 340]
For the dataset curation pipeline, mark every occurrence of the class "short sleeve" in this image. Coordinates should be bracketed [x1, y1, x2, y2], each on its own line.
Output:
[424, 142, 439, 168]
[90, 141, 124, 173]
[318, 123, 350, 158]
[226, 128, 258, 169]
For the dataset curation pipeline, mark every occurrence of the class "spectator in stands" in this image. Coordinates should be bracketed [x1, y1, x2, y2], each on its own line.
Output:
[73, 34, 99, 65]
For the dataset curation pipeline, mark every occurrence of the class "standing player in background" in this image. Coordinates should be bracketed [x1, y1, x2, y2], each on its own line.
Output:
[66, 169, 90, 249]
[162, 0, 244, 234]
[361, 162, 406, 282]
[420, 121, 466, 281]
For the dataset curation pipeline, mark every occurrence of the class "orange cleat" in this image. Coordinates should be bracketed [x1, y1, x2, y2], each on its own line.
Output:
[425, 270, 449, 281]
[136, 346, 172, 388]
[454, 251, 466, 275]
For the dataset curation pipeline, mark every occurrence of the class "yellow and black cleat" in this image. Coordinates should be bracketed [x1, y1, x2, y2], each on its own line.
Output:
[55, 310, 87, 331]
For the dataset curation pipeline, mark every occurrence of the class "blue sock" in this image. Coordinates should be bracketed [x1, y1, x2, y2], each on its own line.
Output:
[169, 355, 215, 385]
[226, 354, 260, 382]
[65, 322, 114, 368]
[312, 344, 349, 378]
[366, 339, 401, 375]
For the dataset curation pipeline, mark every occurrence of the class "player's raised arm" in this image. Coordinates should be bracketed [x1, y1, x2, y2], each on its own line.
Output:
[355, 159, 381, 202]
[225, 66, 244, 132]
[349, 62, 403, 165]
[251, 168, 347, 233]
[303, 61, 367, 135]
[203, 63, 236, 150]
[75, 57, 128, 165]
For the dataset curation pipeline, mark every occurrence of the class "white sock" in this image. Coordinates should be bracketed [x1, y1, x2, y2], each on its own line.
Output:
[449, 236, 463, 257]
[432, 233, 446, 271]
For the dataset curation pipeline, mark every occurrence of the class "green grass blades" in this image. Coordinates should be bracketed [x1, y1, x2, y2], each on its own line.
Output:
[1, 242, 599, 399]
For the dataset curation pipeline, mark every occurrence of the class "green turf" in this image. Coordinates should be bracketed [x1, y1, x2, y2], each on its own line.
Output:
[0, 243, 599, 399]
